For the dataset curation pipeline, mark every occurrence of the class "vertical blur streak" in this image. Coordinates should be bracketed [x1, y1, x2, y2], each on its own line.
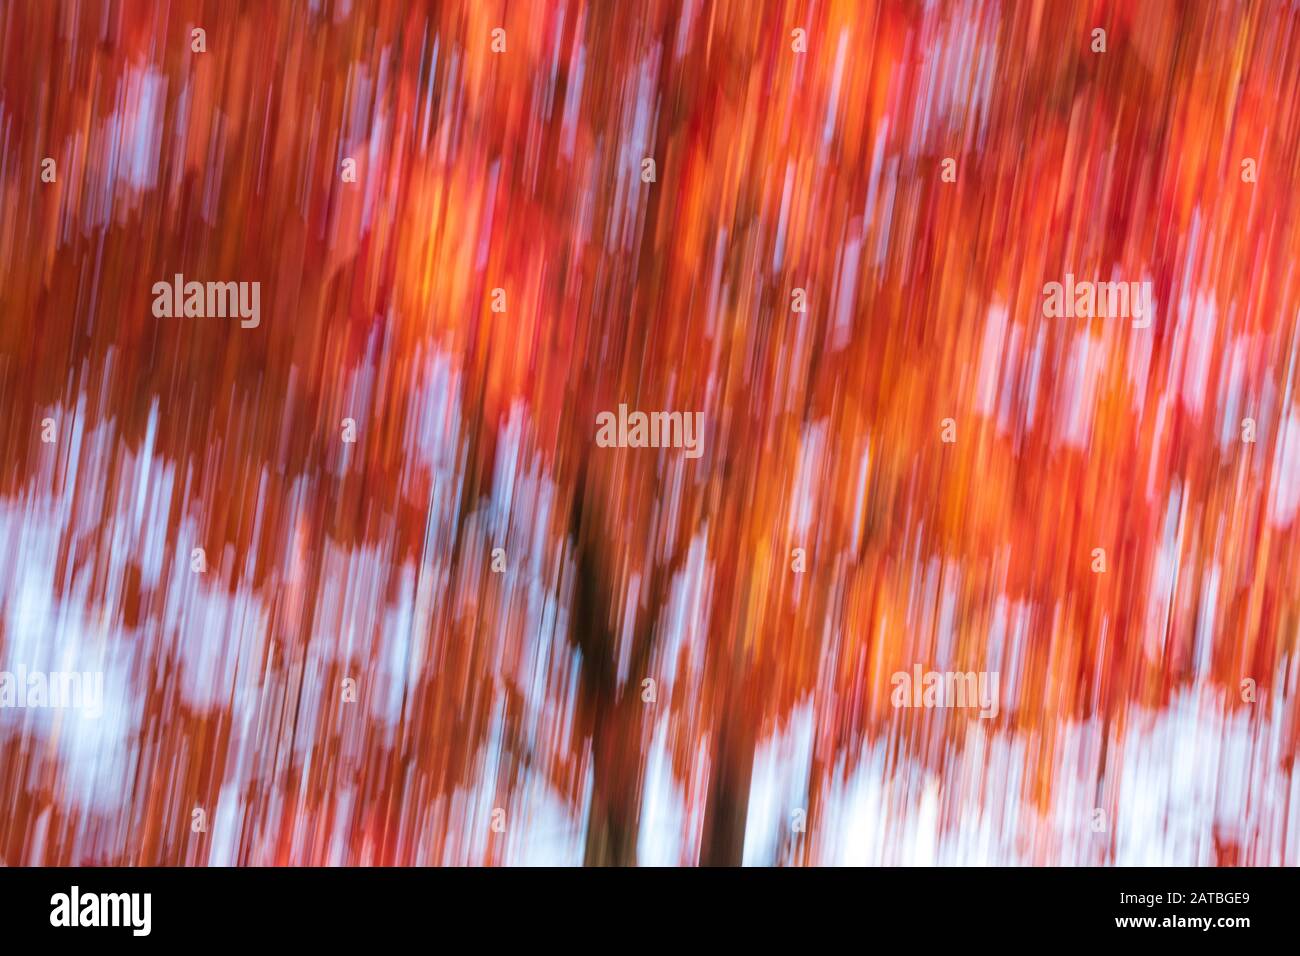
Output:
[0, 0, 1297, 865]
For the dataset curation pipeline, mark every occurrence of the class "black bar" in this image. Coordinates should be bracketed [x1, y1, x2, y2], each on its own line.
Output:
[0, 866, 1290, 944]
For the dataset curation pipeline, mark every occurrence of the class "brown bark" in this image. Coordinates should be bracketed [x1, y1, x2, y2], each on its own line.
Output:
[583, 690, 645, 866]
[570, 477, 648, 866]
[699, 692, 757, 866]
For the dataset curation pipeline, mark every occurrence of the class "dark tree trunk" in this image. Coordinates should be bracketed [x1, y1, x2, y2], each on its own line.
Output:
[570, 477, 651, 867]
[583, 690, 644, 866]
[699, 697, 756, 866]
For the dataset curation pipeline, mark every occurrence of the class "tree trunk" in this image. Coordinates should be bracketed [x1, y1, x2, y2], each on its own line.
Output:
[699, 697, 756, 866]
[583, 690, 644, 866]
[570, 479, 650, 866]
